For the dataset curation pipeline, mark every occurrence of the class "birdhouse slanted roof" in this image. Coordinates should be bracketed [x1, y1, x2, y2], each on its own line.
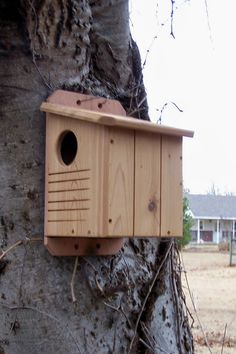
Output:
[40, 101, 194, 138]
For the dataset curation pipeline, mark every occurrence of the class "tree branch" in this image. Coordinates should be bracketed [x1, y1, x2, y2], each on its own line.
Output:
[0, 238, 41, 261]
[71, 256, 79, 303]
[128, 241, 173, 354]
[0, 240, 23, 261]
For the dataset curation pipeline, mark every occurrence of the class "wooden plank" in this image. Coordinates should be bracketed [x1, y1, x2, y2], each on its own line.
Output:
[161, 136, 183, 237]
[41, 102, 194, 138]
[45, 114, 106, 237]
[104, 127, 134, 236]
[134, 131, 161, 236]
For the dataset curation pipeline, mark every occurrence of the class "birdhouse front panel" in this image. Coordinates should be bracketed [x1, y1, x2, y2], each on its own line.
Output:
[45, 113, 134, 238]
[45, 113, 105, 238]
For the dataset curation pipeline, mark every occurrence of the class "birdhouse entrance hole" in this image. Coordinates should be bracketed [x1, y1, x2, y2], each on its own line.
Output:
[58, 130, 78, 166]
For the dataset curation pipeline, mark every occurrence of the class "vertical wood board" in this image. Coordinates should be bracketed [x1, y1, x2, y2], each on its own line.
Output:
[105, 127, 134, 236]
[161, 136, 183, 237]
[134, 131, 161, 236]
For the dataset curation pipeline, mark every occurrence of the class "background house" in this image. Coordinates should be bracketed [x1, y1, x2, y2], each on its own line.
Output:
[187, 194, 236, 243]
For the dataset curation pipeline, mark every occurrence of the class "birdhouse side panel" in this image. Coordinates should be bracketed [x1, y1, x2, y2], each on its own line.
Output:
[134, 131, 161, 237]
[45, 113, 106, 238]
[104, 127, 134, 237]
[160, 136, 183, 237]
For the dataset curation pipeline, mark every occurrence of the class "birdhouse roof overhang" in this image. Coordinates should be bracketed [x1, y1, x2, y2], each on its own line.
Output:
[40, 102, 194, 138]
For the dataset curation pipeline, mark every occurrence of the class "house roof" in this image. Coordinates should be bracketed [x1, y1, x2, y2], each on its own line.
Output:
[186, 194, 236, 219]
[40, 91, 194, 138]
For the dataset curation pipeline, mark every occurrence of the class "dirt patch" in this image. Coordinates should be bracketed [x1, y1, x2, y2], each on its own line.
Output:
[182, 249, 236, 353]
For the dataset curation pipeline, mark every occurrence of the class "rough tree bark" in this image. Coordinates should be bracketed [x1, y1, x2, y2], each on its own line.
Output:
[0, 1, 193, 353]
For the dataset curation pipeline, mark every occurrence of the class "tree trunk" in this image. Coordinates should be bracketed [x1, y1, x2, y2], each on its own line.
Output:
[0, 1, 193, 353]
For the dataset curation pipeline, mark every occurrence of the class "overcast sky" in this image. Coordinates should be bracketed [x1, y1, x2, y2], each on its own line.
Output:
[130, 0, 236, 195]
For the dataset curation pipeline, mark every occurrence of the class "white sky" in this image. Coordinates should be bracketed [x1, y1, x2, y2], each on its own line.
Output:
[130, 0, 236, 195]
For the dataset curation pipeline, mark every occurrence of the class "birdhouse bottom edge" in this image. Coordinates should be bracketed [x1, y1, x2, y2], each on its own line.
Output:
[44, 236, 125, 256]
[44, 234, 182, 256]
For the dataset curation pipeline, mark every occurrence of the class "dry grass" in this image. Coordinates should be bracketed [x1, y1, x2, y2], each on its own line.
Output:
[182, 247, 236, 354]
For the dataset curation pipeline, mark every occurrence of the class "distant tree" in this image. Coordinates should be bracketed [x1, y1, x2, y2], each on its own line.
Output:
[207, 183, 221, 195]
[207, 184, 235, 196]
[178, 197, 194, 248]
[224, 191, 235, 196]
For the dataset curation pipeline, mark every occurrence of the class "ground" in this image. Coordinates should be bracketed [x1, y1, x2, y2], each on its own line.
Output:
[182, 245, 236, 354]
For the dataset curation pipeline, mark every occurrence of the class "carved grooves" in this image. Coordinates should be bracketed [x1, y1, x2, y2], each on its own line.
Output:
[47, 168, 90, 222]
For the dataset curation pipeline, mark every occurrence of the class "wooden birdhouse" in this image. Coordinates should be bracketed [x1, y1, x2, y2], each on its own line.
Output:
[40, 90, 193, 256]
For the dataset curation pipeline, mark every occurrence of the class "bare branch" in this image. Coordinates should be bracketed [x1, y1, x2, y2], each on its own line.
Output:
[103, 300, 132, 329]
[180, 251, 213, 353]
[157, 101, 183, 124]
[95, 275, 105, 295]
[170, 246, 182, 350]
[70, 256, 79, 303]
[140, 322, 170, 354]
[221, 323, 227, 354]
[142, 36, 158, 70]
[0, 240, 23, 261]
[82, 257, 97, 273]
[204, 0, 214, 44]
[170, 0, 176, 38]
[0, 238, 42, 261]
[32, 58, 54, 90]
[139, 338, 155, 353]
[128, 241, 173, 354]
